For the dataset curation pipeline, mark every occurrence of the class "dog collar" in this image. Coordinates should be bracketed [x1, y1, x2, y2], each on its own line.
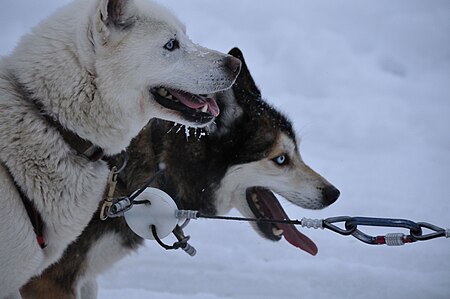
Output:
[12, 73, 106, 162]
[42, 114, 105, 162]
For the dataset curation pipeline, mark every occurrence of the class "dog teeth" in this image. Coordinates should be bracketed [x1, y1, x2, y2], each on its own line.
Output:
[251, 194, 259, 203]
[158, 88, 168, 97]
[157, 87, 175, 101]
[272, 228, 284, 236]
[201, 105, 208, 113]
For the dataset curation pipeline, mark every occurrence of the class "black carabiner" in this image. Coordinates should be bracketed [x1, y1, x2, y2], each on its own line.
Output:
[343, 217, 423, 245]
[345, 217, 422, 234]
[412, 222, 448, 241]
[323, 216, 356, 235]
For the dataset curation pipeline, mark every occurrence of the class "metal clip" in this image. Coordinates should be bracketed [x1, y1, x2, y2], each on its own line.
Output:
[100, 166, 118, 220]
[107, 197, 132, 218]
[323, 216, 355, 235]
[411, 222, 448, 241]
[150, 225, 197, 257]
[344, 217, 421, 245]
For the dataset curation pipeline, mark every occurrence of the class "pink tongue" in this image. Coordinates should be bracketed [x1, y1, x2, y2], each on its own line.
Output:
[253, 188, 318, 256]
[167, 89, 220, 117]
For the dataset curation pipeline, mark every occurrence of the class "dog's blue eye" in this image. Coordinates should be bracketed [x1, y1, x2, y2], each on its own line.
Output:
[164, 39, 179, 51]
[273, 155, 288, 166]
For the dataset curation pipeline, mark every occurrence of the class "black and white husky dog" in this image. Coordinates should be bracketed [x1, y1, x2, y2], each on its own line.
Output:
[21, 48, 339, 299]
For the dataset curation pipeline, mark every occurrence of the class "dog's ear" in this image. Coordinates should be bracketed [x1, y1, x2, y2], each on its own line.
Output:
[96, 0, 136, 42]
[228, 47, 261, 98]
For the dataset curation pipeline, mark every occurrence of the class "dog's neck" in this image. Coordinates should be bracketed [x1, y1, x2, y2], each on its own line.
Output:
[2, 66, 106, 162]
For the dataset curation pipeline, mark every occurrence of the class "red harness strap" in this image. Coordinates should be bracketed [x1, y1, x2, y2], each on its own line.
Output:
[17, 186, 47, 249]
[2, 162, 47, 249]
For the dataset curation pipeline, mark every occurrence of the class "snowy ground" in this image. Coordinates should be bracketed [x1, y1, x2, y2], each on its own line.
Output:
[1, 1, 449, 298]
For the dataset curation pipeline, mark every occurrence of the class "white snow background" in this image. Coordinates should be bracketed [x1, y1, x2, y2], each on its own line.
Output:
[1, 1, 449, 298]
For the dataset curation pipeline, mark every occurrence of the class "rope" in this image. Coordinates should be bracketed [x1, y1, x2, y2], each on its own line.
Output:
[301, 217, 323, 229]
[385, 233, 405, 246]
[195, 213, 302, 225]
[129, 169, 164, 203]
[175, 210, 198, 220]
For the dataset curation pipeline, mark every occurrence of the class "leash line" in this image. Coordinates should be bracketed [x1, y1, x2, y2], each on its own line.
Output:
[176, 211, 449, 246]
[196, 213, 303, 225]
[129, 168, 165, 203]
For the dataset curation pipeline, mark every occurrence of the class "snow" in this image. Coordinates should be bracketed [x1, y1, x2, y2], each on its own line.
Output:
[1, 1, 449, 298]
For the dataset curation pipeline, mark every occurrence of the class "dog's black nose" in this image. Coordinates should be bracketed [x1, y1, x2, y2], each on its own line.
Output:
[224, 56, 241, 74]
[323, 185, 340, 205]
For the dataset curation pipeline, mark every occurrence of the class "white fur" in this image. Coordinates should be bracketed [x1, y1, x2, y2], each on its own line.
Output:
[0, 0, 238, 296]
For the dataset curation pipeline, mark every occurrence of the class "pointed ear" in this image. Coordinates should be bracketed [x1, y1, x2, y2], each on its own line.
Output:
[228, 47, 261, 97]
[96, 0, 135, 40]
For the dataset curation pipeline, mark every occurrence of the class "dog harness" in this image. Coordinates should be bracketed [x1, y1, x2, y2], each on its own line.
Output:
[5, 71, 107, 249]
[7, 110, 106, 249]
[29, 113, 106, 248]
[1, 112, 106, 249]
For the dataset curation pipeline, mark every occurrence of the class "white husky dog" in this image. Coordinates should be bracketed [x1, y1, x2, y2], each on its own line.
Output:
[0, 0, 241, 297]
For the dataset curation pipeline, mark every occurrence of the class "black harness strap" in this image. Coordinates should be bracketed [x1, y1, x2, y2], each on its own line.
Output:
[10, 70, 106, 162]
[42, 114, 105, 162]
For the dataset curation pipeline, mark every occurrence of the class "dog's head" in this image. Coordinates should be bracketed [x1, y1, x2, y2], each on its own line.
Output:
[210, 48, 340, 255]
[90, 0, 241, 127]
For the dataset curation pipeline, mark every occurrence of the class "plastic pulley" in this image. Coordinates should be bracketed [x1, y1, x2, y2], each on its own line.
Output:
[124, 187, 178, 240]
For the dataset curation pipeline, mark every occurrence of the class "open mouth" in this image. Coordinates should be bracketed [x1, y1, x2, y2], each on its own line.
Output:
[246, 187, 318, 256]
[151, 87, 220, 125]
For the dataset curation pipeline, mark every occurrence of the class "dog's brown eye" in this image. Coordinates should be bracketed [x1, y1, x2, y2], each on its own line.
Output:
[273, 155, 288, 166]
[164, 39, 179, 51]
